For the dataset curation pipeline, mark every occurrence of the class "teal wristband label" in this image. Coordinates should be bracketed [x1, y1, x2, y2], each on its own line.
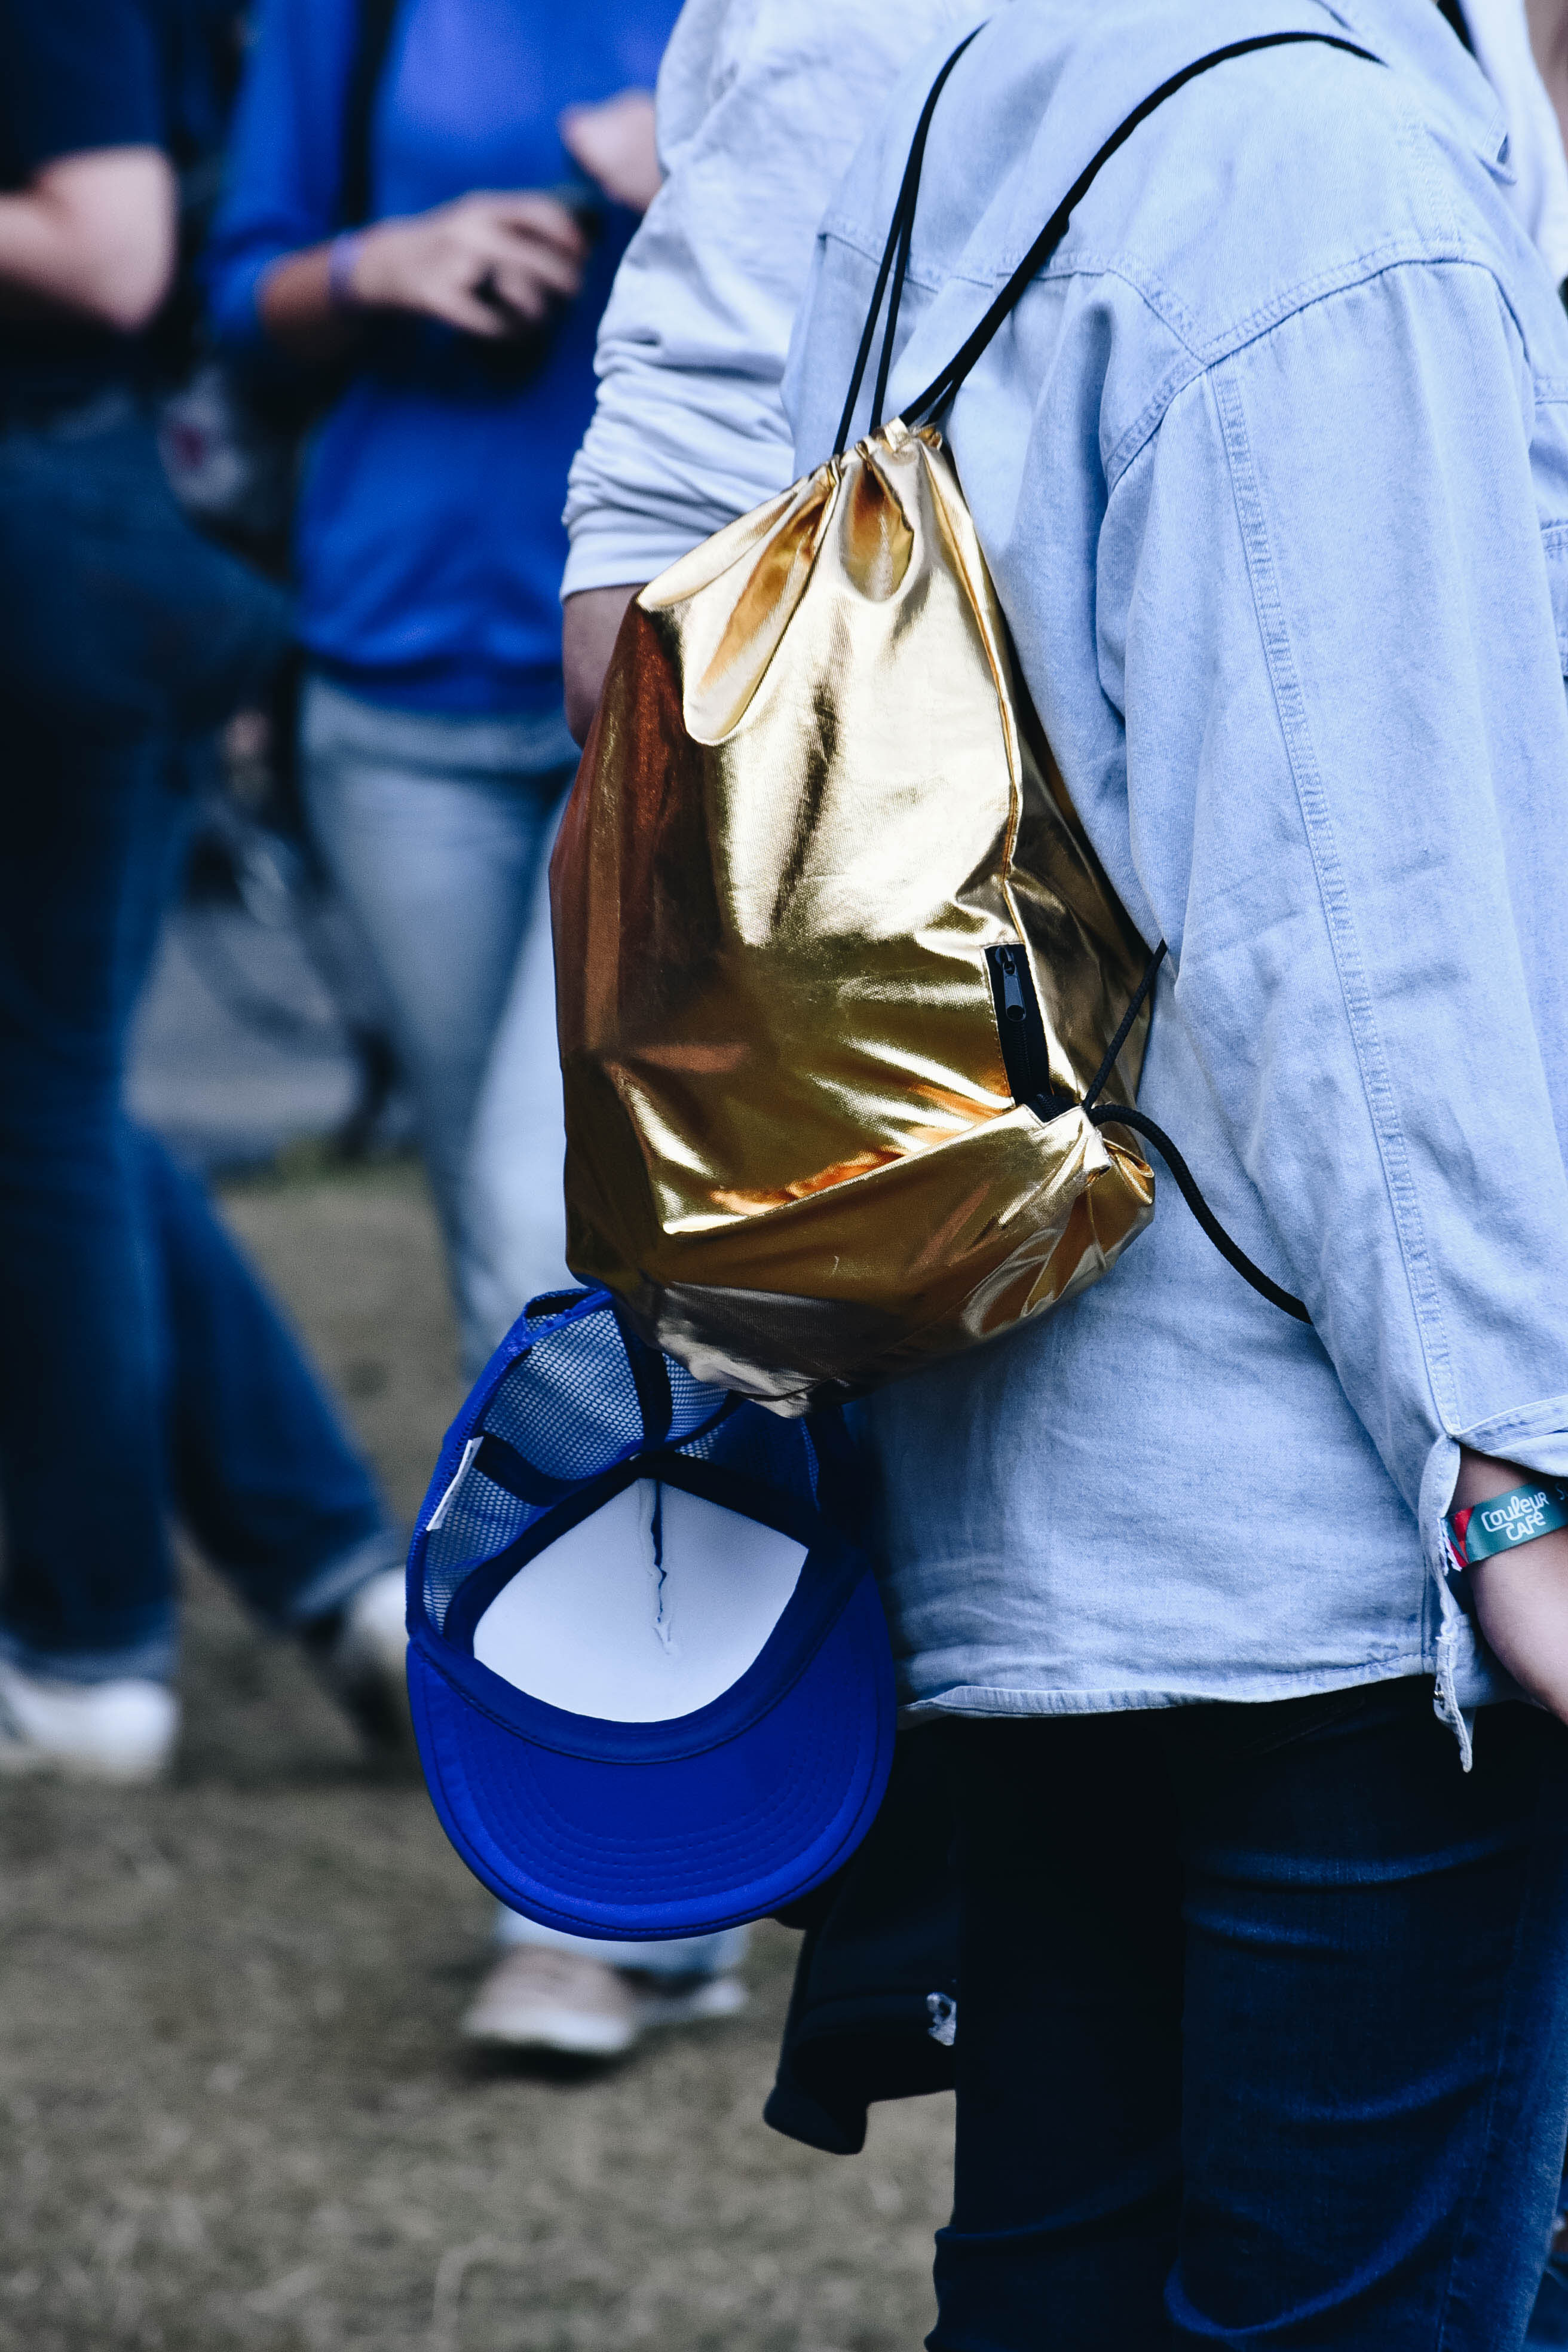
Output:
[1448, 1481, 1568, 1565]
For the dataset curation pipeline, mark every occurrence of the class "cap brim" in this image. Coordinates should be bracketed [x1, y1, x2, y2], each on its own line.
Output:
[409, 1570, 895, 1940]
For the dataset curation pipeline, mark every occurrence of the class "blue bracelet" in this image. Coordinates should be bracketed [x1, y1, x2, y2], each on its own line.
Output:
[327, 231, 366, 312]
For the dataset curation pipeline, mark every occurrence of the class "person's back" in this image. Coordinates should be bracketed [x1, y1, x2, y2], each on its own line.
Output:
[787, 0, 1568, 1745]
[796, 6, 1568, 2338]
[564, 0, 1568, 2338]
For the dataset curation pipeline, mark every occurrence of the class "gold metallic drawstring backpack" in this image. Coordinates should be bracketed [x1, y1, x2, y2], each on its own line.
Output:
[553, 30, 1371, 1413]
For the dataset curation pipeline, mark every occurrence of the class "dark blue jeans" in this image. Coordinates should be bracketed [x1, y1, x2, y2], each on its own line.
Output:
[0, 403, 396, 1680]
[937, 1682, 1568, 2351]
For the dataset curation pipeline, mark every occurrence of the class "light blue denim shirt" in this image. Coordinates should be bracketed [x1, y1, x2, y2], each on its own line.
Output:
[773, 0, 1568, 1753]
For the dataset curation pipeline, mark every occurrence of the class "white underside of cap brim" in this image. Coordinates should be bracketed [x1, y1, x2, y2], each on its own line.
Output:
[472, 1481, 806, 1723]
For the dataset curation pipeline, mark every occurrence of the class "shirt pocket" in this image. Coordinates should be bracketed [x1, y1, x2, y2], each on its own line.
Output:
[1541, 520, 1568, 675]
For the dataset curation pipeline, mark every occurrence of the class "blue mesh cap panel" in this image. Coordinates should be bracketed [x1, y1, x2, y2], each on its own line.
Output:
[676, 1407, 819, 1503]
[425, 1404, 820, 1631]
[421, 1471, 552, 1633]
[481, 1307, 646, 1478]
[665, 1352, 733, 1443]
[417, 1288, 821, 1637]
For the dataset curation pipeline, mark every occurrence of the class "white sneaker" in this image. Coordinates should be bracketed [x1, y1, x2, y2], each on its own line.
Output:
[319, 1568, 413, 1753]
[461, 1944, 748, 2057]
[0, 1658, 178, 1784]
[464, 1946, 641, 2056]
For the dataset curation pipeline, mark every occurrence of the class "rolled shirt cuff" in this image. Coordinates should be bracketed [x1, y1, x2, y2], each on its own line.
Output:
[561, 512, 710, 601]
[1418, 1397, 1568, 1760]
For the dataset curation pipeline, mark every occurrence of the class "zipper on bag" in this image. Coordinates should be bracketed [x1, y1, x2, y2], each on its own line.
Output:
[985, 942, 1060, 1109]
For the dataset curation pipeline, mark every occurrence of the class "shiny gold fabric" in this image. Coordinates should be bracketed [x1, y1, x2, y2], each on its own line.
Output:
[552, 418, 1156, 1412]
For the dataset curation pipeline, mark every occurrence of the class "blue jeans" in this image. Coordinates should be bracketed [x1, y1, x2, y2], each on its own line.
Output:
[0, 406, 398, 1681]
[300, 676, 574, 1374]
[301, 679, 736, 1971]
[937, 1682, 1568, 2351]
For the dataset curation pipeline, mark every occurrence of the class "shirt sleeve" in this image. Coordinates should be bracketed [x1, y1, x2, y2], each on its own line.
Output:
[1095, 256, 1568, 1716]
[561, 0, 977, 595]
[0, 0, 163, 179]
[202, 0, 358, 350]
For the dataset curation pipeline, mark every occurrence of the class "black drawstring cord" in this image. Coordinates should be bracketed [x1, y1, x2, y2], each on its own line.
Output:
[828, 27, 1367, 1330]
[1082, 941, 1168, 1113]
[1071, 940, 1310, 1323]
[1085, 1102, 1310, 1324]
[868, 203, 917, 439]
[1025, 942, 1309, 1321]
[899, 32, 1380, 431]
[832, 191, 911, 459]
[831, 26, 984, 455]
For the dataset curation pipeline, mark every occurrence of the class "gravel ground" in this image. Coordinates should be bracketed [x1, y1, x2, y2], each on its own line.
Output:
[0, 1162, 952, 2352]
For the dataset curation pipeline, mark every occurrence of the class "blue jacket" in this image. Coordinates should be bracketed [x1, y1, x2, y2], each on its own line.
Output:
[206, 0, 678, 711]
[777, 0, 1568, 1754]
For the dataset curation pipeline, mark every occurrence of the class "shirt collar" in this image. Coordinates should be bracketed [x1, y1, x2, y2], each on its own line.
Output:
[1333, 0, 1514, 179]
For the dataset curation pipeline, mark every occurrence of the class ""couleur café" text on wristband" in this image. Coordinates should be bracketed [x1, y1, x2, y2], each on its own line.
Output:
[1446, 1480, 1568, 1567]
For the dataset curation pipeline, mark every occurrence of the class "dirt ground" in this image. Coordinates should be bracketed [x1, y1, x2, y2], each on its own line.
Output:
[0, 1163, 953, 2352]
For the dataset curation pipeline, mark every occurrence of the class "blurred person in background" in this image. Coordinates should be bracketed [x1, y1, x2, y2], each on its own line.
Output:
[1446, 0, 1568, 273]
[205, 0, 745, 2062]
[0, 0, 411, 1786]
[1526, 0, 1568, 224]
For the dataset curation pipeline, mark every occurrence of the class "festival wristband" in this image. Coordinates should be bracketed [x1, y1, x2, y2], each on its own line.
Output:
[1446, 1480, 1568, 1566]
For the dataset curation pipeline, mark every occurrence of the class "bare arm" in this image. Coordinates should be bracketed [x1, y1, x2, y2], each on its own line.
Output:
[258, 191, 589, 364]
[255, 241, 352, 365]
[559, 90, 660, 212]
[564, 583, 642, 744]
[256, 86, 660, 366]
[0, 147, 176, 330]
[1458, 1447, 1568, 1721]
[1527, 0, 1568, 151]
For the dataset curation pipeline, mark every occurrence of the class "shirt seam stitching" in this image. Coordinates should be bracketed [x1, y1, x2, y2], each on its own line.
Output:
[818, 218, 1497, 378]
[898, 1652, 1429, 1711]
[1105, 254, 1528, 489]
[819, 216, 1549, 494]
[1208, 356, 1462, 1429]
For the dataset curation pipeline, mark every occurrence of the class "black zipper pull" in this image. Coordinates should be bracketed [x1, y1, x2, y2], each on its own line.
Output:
[987, 941, 1051, 1102]
[996, 945, 1027, 1025]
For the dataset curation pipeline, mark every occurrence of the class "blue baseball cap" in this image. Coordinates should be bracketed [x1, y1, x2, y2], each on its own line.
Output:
[406, 1287, 896, 1940]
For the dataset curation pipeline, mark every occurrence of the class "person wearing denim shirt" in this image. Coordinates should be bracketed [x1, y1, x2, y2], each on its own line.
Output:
[560, 0, 1568, 2336]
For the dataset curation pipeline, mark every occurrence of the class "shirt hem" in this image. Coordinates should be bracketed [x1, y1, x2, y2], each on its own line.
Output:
[561, 530, 703, 600]
[896, 1652, 1436, 1723]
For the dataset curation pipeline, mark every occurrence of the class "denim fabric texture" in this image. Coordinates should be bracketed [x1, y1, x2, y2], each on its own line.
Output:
[769, 0, 1568, 1743]
[0, 410, 398, 1682]
[936, 1683, 1568, 2350]
[561, 0, 1568, 601]
[0, 402, 293, 738]
[561, 0, 979, 596]
[300, 676, 574, 1376]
